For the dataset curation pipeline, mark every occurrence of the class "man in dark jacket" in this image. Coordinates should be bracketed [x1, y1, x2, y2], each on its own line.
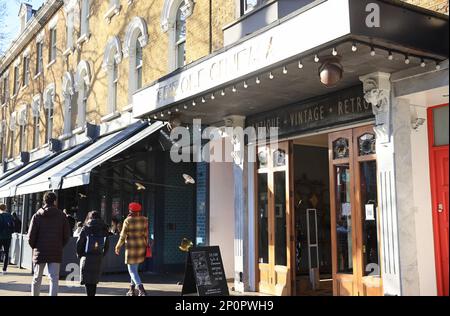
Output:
[28, 192, 71, 296]
[0, 203, 15, 275]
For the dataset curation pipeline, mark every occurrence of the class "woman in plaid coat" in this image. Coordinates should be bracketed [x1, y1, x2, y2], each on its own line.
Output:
[115, 202, 148, 296]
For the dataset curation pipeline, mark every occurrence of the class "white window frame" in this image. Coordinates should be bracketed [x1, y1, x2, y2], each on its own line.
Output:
[48, 27, 58, 66]
[123, 17, 149, 104]
[161, 0, 194, 72]
[1, 72, 9, 105]
[75, 60, 91, 131]
[78, 0, 91, 44]
[31, 95, 41, 149]
[43, 84, 56, 143]
[13, 63, 20, 97]
[9, 112, 17, 158]
[18, 105, 28, 153]
[62, 72, 75, 136]
[22, 54, 30, 88]
[103, 36, 122, 117]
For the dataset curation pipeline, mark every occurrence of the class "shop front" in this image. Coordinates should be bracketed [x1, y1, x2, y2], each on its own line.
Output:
[2, 120, 205, 276]
[131, 0, 448, 295]
[247, 85, 381, 296]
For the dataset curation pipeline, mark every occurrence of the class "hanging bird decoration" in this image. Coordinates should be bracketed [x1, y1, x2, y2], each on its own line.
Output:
[135, 182, 146, 191]
[78, 193, 87, 199]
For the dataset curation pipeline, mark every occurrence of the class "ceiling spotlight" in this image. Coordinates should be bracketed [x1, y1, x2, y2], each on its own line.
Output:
[167, 111, 172, 115]
[405, 55, 410, 64]
[351, 43, 357, 52]
[192, 100, 196, 106]
[153, 115, 157, 119]
[283, 66, 288, 74]
[243, 81, 248, 88]
[319, 58, 343, 88]
[388, 51, 394, 60]
[332, 48, 338, 56]
[420, 59, 426, 68]
[221, 89, 226, 96]
[436, 62, 441, 70]
[298, 60, 304, 69]
[202, 97, 206, 103]
[232, 85, 237, 92]
[184, 105, 188, 109]
[211, 93, 215, 100]
[256, 77, 261, 84]
[160, 113, 164, 117]
[314, 55, 320, 63]
[175, 108, 179, 112]
[370, 48, 376, 56]
[269, 72, 274, 79]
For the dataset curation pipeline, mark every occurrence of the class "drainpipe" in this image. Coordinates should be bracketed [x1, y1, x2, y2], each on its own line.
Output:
[209, 0, 213, 54]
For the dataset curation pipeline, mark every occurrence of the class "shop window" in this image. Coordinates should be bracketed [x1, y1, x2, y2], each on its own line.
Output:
[433, 105, 449, 146]
[273, 149, 286, 167]
[333, 138, 349, 159]
[257, 173, 269, 264]
[258, 150, 268, 169]
[358, 133, 376, 156]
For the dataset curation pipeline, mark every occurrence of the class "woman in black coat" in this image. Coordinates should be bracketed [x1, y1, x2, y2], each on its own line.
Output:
[76, 211, 109, 296]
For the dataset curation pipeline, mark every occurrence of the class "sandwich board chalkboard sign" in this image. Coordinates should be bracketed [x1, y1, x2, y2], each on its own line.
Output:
[181, 246, 229, 296]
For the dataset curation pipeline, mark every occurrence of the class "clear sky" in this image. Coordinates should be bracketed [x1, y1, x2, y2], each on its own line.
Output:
[2, 0, 44, 52]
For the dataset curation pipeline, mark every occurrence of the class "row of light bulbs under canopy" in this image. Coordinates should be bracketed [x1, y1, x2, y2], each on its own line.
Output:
[152, 41, 443, 120]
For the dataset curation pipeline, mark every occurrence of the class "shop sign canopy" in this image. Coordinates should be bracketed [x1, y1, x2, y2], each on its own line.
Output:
[132, 0, 448, 121]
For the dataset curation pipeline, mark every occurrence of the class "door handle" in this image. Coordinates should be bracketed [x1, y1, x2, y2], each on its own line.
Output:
[438, 203, 444, 213]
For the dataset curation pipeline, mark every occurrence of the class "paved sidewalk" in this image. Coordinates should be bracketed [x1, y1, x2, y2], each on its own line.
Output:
[0, 265, 261, 296]
[0, 265, 185, 296]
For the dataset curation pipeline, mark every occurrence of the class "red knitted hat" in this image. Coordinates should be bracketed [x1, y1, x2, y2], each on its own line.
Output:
[129, 202, 142, 212]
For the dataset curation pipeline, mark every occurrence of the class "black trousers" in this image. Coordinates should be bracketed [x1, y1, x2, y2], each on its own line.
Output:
[85, 284, 97, 296]
[0, 239, 11, 272]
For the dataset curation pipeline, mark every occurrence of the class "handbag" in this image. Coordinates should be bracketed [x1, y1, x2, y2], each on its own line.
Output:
[145, 244, 152, 258]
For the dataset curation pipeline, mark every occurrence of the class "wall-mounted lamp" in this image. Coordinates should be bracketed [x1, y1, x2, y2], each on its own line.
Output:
[411, 117, 426, 131]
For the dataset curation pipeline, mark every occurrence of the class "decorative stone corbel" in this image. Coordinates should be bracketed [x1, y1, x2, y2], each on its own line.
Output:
[224, 115, 246, 166]
[360, 72, 392, 144]
[180, 0, 195, 18]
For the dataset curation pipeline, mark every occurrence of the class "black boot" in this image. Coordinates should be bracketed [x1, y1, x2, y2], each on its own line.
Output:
[137, 284, 147, 296]
[126, 284, 136, 296]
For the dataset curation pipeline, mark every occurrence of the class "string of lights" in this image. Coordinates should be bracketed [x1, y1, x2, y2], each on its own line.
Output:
[151, 40, 444, 121]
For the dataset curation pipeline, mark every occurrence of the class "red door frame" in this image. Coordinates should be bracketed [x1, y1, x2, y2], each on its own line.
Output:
[427, 103, 449, 296]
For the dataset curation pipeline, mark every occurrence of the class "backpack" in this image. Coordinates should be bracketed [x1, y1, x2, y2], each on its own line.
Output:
[85, 234, 106, 255]
[0, 213, 15, 238]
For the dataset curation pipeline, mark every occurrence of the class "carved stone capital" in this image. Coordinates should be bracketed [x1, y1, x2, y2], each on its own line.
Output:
[360, 72, 391, 144]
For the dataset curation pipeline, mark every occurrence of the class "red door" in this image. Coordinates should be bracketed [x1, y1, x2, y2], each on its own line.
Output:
[428, 104, 449, 296]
